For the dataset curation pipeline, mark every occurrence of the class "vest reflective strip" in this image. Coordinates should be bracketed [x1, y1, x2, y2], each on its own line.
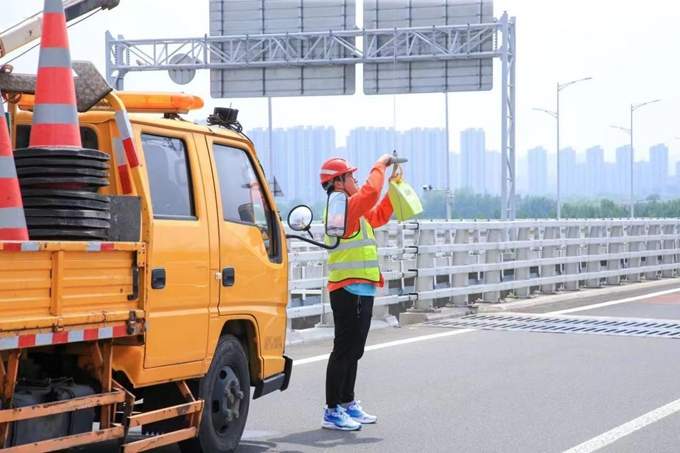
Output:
[333, 238, 377, 252]
[328, 260, 380, 271]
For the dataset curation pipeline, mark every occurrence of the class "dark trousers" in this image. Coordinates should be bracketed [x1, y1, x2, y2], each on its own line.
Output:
[325, 288, 374, 408]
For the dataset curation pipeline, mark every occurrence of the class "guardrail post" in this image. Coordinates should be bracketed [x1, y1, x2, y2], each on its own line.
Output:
[452, 227, 470, 306]
[607, 223, 624, 285]
[515, 226, 530, 298]
[483, 227, 502, 303]
[645, 222, 661, 280]
[540, 225, 559, 294]
[662, 223, 675, 278]
[627, 223, 643, 283]
[675, 221, 680, 277]
[586, 224, 602, 288]
[414, 227, 436, 312]
[564, 225, 581, 291]
[316, 261, 334, 327]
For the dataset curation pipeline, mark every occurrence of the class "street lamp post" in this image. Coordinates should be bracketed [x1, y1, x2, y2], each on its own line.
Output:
[534, 77, 591, 219]
[422, 185, 452, 219]
[611, 98, 661, 218]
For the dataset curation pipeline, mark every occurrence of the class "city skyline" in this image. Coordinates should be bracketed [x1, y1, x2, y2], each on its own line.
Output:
[246, 125, 679, 203]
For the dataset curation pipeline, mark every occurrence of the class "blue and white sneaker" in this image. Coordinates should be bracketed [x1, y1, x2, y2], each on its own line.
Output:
[342, 401, 377, 424]
[322, 406, 362, 431]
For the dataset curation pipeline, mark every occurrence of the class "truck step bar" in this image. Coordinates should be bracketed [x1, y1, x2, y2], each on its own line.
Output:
[122, 381, 203, 452]
[3, 425, 124, 453]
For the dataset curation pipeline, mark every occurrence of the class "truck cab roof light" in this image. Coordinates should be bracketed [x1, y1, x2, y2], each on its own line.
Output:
[16, 91, 205, 114]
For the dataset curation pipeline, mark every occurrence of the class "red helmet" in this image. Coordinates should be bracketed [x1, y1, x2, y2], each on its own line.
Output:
[320, 157, 357, 185]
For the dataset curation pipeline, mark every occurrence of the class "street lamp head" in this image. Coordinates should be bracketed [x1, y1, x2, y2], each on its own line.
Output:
[532, 107, 557, 119]
[558, 76, 593, 91]
[632, 98, 661, 111]
[610, 124, 631, 135]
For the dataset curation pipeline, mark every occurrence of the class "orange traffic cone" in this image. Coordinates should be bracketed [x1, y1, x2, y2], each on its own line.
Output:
[29, 0, 81, 148]
[0, 96, 29, 240]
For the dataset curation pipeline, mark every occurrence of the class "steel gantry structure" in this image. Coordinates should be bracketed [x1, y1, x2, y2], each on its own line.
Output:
[105, 12, 517, 218]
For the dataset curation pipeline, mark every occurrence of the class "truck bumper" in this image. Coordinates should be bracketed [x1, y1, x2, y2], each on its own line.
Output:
[253, 355, 293, 399]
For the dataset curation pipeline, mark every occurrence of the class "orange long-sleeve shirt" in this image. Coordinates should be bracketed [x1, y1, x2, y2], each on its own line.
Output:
[328, 162, 393, 292]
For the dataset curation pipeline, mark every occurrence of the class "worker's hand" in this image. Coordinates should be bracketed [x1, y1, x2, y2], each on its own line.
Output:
[377, 154, 394, 167]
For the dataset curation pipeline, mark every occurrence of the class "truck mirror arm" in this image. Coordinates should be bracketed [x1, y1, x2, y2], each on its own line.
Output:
[285, 234, 340, 250]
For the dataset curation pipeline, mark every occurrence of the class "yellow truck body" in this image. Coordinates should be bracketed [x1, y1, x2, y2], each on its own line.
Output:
[0, 93, 291, 452]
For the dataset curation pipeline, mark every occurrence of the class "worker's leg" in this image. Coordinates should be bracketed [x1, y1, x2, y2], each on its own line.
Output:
[341, 295, 374, 404]
[340, 295, 377, 424]
[325, 289, 359, 409]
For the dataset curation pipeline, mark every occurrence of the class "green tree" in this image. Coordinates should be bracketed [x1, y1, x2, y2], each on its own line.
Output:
[517, 196, 556, 218]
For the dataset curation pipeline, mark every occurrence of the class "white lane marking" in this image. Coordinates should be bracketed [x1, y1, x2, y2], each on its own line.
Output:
[292, 329, 474, 367]
[550, 287, 680, 315]
[563, 396, 680, 453]
[294, 286, 680, 366]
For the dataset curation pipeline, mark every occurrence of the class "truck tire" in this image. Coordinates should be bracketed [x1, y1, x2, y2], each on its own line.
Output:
[180, 335, 250, 453]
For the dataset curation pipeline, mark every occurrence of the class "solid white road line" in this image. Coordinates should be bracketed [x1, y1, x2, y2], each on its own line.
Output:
[550, 286, 680, 315]
[295, 286, 680, 367]
[562, 396, 680, 453]
[292, 329, 473, 367]
[293, 286, 680, 367]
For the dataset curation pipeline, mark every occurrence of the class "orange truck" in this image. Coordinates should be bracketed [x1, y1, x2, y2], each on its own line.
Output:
[0, 88, 293, 452]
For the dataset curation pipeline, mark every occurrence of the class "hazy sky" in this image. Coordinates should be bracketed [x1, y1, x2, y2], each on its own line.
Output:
[2, 0, 678, 166]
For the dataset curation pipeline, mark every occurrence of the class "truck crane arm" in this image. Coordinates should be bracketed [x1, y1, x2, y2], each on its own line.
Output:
[0, 0, 119, 59]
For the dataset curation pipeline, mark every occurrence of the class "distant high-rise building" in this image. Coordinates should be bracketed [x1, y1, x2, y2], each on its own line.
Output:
[574, 162, 587, 197]
[615, 145, 632, 198]
[485, 150, 501, 195]
[649, 143, 669, 195]
[559, 147, 577, 197]
[635, 161, 651, 198]
[527, 146, 548, 195]
[346, 127, 392, 181]
[248, 126, 335, 204]
[450, 152, 461, 190]
[398, 128, 447, 193]
[460, 128, 486, 193]
[347, 127, 447, 195]
[585, 146, 605, 195]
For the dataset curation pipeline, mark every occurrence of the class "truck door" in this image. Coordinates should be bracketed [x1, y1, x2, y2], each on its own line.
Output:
[207, 138, 287, 374]
[139, 128, 211, 368]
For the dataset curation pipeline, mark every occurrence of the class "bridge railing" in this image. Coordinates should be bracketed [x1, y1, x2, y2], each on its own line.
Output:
[286, 219, 680, 324]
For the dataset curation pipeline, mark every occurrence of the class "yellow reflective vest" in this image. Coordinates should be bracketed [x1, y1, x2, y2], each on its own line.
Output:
[325, 217, 380, 283]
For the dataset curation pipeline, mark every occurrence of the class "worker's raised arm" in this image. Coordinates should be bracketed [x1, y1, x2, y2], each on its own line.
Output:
[365, 194, 393, 228]
[344, 155, 392, 236]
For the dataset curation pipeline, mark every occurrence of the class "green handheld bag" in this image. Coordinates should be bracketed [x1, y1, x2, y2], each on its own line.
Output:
[388, 166, 423, 221]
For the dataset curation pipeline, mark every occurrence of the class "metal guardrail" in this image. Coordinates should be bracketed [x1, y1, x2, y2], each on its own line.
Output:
[286, 219, 680, 323]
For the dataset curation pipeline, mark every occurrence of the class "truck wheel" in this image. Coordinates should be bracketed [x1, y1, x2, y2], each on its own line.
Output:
[180, 335, 250, 453]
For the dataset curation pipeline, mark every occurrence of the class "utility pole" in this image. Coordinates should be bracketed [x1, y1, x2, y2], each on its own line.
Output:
[534, 77, 591, 219]
[611, 98, 661, 218]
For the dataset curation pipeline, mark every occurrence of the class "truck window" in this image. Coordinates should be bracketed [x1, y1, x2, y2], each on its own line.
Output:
[15, 125, 99, 149]
[213, 143, 279, 260]
[141, 133, 196, 219]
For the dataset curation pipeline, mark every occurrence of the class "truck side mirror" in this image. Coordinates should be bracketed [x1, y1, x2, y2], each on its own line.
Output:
[287, 205, 313, 232]
[325, 191, 348, 238]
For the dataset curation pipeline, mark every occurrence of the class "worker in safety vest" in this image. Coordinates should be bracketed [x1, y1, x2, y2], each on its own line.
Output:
[319, 154, 395, 431]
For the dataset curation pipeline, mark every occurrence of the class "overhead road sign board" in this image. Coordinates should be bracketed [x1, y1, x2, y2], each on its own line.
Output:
[363, 0, 494, 95]
[209, 0, 356, 98]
